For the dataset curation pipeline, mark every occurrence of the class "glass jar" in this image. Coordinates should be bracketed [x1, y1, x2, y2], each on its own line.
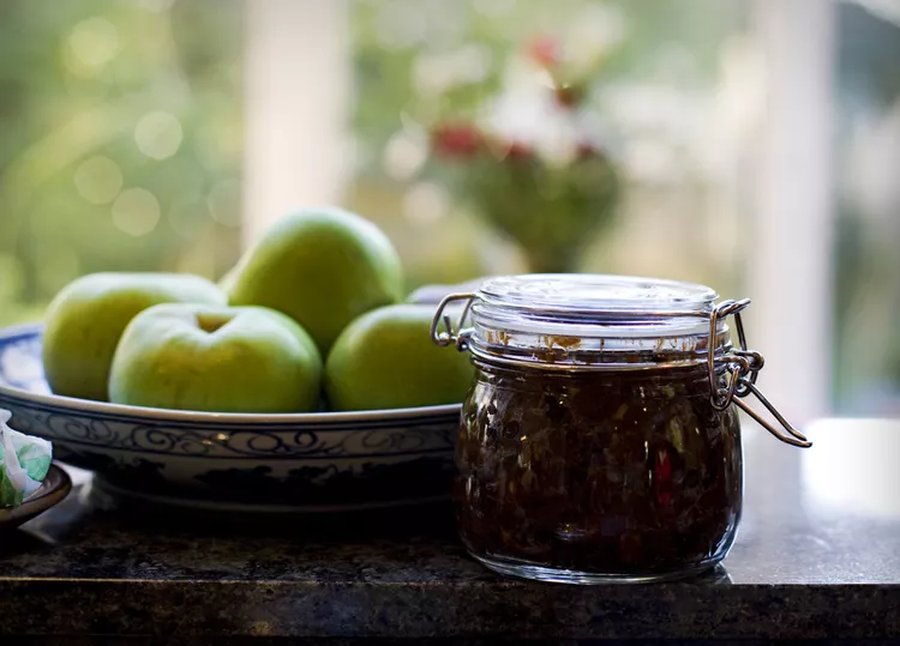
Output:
[431, 274, 810, 584]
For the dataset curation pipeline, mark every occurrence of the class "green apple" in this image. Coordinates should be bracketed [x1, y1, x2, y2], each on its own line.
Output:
[226, 208, 404, 353]
[109, 304, 322, 413]
[42, 273, 225, 401]
[325, 304, 473, 411]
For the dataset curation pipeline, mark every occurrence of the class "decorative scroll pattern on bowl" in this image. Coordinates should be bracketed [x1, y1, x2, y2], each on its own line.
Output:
[0, 325, 460, 511]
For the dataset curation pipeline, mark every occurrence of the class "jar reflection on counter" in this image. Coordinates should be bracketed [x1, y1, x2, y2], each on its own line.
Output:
[456, 362, 743, 582]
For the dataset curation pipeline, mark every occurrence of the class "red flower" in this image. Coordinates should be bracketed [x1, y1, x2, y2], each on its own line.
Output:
[432, 123, 481, 158]
[527, 35, 561, 69]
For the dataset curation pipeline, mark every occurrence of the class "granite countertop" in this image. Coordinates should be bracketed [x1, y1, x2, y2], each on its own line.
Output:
[0, 418, 898, 642]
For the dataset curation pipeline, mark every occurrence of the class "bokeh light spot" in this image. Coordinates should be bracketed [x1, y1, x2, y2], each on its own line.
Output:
[207, 179, 242, 227]
[413, 45, 492, 97]
[74, 156, 123, 205]
[403, 182, 449, 225]
[112, 188, 161, 237]
[67, 17, 120, 70]
[134, 111, 183, 160]
[383, 131, 427, 180]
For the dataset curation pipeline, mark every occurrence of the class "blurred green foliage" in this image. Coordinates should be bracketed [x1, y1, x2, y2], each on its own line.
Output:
[350, 0, 741, 166]
[346, 0, 744, 288]
[0, 0, 895, 412]
[0, 0, 243, 325]
[0, 0, 742, 320]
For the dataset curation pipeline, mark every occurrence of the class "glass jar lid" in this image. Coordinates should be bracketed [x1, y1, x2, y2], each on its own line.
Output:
[430, 273, 812, 448]
[464, 274, 727, 369]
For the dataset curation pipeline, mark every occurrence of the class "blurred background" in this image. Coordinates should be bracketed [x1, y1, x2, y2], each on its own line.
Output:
[0, 0, 898, 422]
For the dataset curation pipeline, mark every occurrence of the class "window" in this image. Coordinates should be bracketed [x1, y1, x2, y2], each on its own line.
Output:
[1, 0, 897, 418]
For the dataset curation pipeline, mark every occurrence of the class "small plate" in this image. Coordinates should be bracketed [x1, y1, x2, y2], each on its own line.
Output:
[0, 324, 461, 512]
[0, 464, 72, 531]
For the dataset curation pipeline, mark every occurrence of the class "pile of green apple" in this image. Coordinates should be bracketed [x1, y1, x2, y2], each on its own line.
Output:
[41, 208, 473, 413]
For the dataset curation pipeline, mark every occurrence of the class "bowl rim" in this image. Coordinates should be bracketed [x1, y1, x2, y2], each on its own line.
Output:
[0, 323, 463, 425]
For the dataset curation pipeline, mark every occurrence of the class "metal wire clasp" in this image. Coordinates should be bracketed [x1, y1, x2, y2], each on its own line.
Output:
[430, 292, 475, 352]
[709, 300, 811, 448]
[431, 291, 811, 449]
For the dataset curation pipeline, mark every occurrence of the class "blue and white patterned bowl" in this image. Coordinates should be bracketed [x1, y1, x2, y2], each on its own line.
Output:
[0, 324, 460, 513]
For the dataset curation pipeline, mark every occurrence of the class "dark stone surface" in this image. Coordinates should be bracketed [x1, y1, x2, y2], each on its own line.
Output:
[0, 419, 898, 641]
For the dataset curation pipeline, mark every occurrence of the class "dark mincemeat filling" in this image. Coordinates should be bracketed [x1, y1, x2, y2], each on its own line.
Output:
[456, 361, 742, 575]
